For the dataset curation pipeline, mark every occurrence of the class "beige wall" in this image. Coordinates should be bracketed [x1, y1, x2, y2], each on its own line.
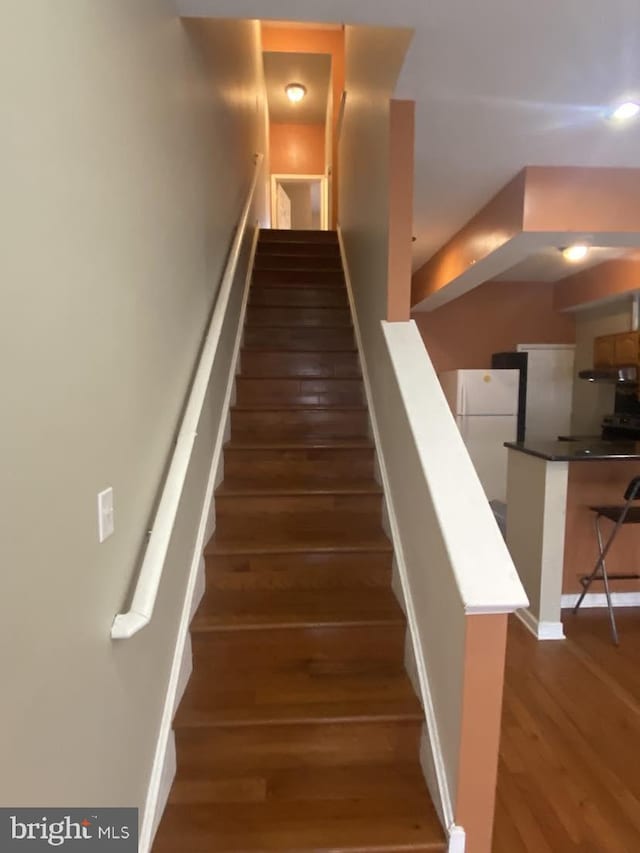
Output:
[1, 2, 265, 819]
[413, 280, 576, 374]
[571, 299, 632, 433]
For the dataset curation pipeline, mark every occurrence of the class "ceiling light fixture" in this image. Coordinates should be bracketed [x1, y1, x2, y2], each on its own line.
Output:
[285, 83, 307, 104]
[610, 101, 640, 121]
[561, 244, 590, 263]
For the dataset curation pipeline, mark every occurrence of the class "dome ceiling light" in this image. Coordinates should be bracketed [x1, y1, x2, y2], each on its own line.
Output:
[285, 83, 307, 104]
[561, 244, 590, 263]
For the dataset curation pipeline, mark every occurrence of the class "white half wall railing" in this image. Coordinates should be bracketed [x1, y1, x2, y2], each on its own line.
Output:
[375, 320, 528, 833]
[111, 153, 264, 640]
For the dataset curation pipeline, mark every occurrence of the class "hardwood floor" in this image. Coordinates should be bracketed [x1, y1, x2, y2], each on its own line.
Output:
[494, 610, 640, 853]
[153, 229, 446, 852]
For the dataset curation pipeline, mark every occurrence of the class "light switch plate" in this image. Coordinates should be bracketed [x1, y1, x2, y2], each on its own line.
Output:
[97, 487, 114, 543]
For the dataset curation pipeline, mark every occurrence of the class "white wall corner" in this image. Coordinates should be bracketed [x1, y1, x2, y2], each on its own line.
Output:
[448, 824, 466, 853]
[515, 607, 565, 641]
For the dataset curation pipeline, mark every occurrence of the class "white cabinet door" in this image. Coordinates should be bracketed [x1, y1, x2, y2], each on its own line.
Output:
[517, 345, 575, 440]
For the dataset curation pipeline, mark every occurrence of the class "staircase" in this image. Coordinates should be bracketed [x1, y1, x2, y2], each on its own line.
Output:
[153, 230, 446, 852]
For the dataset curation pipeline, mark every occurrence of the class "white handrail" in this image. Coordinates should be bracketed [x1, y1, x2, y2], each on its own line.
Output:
[111, 153, 264, 640]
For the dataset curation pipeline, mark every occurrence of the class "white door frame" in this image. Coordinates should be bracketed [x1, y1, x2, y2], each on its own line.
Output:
[270, 174, 329, 230]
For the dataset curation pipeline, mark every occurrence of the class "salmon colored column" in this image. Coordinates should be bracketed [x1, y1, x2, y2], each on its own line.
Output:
[387, 100, 415, 321]
[456, 613, 508, 853]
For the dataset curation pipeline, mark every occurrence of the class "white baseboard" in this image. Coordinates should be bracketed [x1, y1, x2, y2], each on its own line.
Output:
[562, 592, 640, 608]
[448, 825, 466, 853]
[515, 607, 565, 640]
[190, 558, 206, 623]
[139, 223, 259, 853]
[337, 226, 454, 833]
[173, 632, 193, 717]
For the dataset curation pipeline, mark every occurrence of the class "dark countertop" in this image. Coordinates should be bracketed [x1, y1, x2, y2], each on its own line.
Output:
[505, 439, 640, 462]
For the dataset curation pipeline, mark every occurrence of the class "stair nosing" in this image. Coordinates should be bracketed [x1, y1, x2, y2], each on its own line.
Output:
[174, 711, 424, 730]
[236, 376, 362, 383]
[232, 404, 367, 412]
[191, 617, 405, 633]
[241, 348, 358, 354]
[208, 543, 394, 556]
[224, 441, 373, 449]
[216, 487, 382, 497]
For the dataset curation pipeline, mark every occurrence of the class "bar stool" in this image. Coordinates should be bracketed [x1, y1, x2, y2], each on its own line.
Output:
[573, 474, 640, 644]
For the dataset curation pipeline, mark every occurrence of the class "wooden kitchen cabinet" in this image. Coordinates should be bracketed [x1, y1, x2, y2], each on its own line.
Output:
[613, 331, 640, 365]
[594, 331, 640, 367]
[593, 335, 615, 368]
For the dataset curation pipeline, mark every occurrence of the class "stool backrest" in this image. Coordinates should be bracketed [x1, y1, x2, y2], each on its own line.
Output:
[624, 476, 640, 501]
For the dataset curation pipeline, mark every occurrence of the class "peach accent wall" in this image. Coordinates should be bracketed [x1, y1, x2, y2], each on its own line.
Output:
[411, 170, 526, 306]
[387, 100, 415, 322]
[412, 280, 576, 374]
[524, 166, 640, 233]
[555, 258, 640, 312]
[262, 25, 345, 227]
[563, 461, 640, 594]
[456, 614, 509, 853]
[270, 123, 325, 175]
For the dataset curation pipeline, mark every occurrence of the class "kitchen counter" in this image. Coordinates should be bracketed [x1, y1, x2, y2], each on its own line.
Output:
[505, 442, 640, 641]
[505, 439, 640, 462]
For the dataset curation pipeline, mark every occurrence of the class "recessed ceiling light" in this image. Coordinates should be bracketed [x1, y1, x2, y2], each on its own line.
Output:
[561, 244, 590, 263]
[285, 83, 307, 104]
[610, 101, 640, 121]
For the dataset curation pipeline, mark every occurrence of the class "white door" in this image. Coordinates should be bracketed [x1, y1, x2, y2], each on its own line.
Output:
[458, 414, 517, 502]
[276, 184, 292, 229]
[517, 345, 575, 441]
[459, 370, 519, 416]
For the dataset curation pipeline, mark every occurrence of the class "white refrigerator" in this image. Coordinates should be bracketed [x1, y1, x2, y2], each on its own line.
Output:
[439, 369, 519, 503]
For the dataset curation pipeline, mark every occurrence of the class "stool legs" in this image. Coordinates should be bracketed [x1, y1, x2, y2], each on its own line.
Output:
[573, 513, 619, 645]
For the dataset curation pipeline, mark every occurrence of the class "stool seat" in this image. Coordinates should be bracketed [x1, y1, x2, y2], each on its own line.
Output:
[589, 505, 640, 524]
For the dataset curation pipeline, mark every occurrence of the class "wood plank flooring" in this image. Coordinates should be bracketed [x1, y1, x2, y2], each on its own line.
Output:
[153, 229, 446, 852]
[494, 610, 640, 852]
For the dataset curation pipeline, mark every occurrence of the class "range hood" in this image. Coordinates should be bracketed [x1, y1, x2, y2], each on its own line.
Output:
[579, 366, 638, 384]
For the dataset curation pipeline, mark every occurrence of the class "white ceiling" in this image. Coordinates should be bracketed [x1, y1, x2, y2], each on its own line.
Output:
[178, 0, 640, 270]
[263, 51, 332, 124]
[494, 247, 631, 282]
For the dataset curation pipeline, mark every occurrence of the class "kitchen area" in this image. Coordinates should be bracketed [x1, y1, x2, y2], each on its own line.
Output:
[435, 292, 640, 644]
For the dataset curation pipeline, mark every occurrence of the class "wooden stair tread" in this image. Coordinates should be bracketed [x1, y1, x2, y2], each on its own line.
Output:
[170, 760, 429, 804]
[217, 479, 381, 495]
[208, 537, 393, 557]
[176, 625, 421, 727]
[154, 802, 446, 852]
[205, 551, 393, 592]
[192, 587, 404, 630]
[172, 720, 422, 773]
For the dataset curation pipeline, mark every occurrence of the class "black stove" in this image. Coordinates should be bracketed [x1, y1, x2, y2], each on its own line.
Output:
[601, 413, 640, 441]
